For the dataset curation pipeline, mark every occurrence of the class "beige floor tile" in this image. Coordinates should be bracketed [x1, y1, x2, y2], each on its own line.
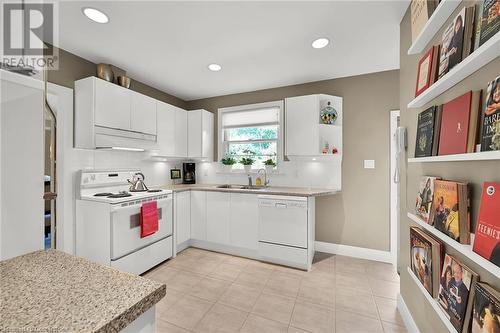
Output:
[235, 266, 273, 290]
[156, 288, 185, 317]
[381, 321, 408, 333]
[157, 319, 190, 333]
[368, 279, 399, 300]
[298, 282, 335, 308]
[374, 297, 405, 326]
[264, 271, 302, 298]
[335, 256, 368, 274]
[247, 260, 279, 270]
[240, 314, 288, 333]
[219, 283, 261, 312]
[252, 292, 295, 324]
[273, 265, 309, 277]
[189, 276, 231, 302]
[287, 326, 311, 333]
[335, 289, 378, 319]
[166, 270, 204, 293]
[365, 263, 400, 283]
[193, 303, 248, 333]
[335, 272, 372, 295]
[335, 309, 383, 333]
[179, 259, 220, 276]
[223, 255, 253, 267]
[301, 270, 335, 288]
[147, 266, 180, 284]
[163, 295, 213, 330]
[209, 262, 244, 282]
[290, 301, 335, 333]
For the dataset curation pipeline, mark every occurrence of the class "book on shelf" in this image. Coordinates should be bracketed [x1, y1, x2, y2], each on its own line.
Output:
[480, 76, 500, 151]
[438, 8, 467, 79]
[415, 46, 440, 97]
[478, 0, 500, 48]
[472, 182, 500, 268]
[410, 226, 444, 297]
[467, 90, 483, 153]
[429, 180, 470, 244]
[473, 1, 485, 51]
[462, 6, 477, 59]
[415, 107, 438, 157]
[415, 176, 441, 222]
[410, 0, 439, 42]
[471, 282, 500, 333]
[438, 254, 479, 333]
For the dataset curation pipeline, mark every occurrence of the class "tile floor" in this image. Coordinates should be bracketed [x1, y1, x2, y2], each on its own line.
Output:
[143, 248, 406, 333]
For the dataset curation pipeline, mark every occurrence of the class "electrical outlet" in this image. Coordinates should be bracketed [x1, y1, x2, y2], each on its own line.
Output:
[364, 160, 375, 169]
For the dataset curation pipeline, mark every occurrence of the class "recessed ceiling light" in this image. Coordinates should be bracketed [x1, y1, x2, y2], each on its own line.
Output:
[312, 38, 329, 49]
[208, 63, 222, 72]
[82, 7, 109, 24]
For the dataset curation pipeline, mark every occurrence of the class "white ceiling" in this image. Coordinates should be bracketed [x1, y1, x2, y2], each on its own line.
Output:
[57, 1, 409, 101]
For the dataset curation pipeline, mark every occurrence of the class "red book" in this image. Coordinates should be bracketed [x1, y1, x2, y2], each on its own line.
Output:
[473, 182, 500, 268]
[438, 92, 472, 155]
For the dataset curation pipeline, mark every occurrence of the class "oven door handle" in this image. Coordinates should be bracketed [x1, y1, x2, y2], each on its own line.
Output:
[110, 196, 172, 213]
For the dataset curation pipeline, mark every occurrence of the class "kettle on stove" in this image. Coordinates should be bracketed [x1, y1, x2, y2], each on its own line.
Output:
[127, 172, 149, 192]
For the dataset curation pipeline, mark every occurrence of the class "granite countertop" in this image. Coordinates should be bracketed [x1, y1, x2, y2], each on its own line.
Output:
[0, 250, 165, 333]
[159, 183, 339, 197]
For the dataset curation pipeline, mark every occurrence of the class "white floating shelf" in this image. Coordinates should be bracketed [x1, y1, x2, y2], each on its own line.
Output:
[408, 0, 461, 55]
[407, 212, 500, 277]
[407, 32, 500, 108]
[408, 151, 500, 163]
[407, 267, 457, 333]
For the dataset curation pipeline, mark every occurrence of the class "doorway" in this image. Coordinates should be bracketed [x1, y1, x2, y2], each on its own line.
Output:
[43, 86, 57, 249]
[390, 110, 401, 270]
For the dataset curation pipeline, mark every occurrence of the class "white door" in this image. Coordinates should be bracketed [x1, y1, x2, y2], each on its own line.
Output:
[175, 108, 188, 157]
[390, 110, 401, 270]
[188, 110, 202, 158]
[94, 78, 131, 130]
[190, 191, 207, 241]
[175, 191, 191, 245]
[156, 101, 176, 156]
[130, 92, 157, 135]
[206, 192, 230, 245]
[230, 193, 258, 250]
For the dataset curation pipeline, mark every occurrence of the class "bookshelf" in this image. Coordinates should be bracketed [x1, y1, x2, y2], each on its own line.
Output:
[407, 212, 500, 277]
[408, 151, 500, 163]
[407, 0, 461, 55]
[407, 32, 500, 108]
[406, 267, 458, 333]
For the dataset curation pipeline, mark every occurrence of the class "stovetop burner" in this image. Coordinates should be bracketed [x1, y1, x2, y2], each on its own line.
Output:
[94, 192, 114, 197]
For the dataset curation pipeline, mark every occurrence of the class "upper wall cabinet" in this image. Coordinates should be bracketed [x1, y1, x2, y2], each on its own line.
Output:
[156, 101, 188, 158]
[188, 109, 214, 161]
[285, 94, 343, 158]
[175, 107, 188, 158]
[94, 78, 131, 130]
[130, 91, 157, 135]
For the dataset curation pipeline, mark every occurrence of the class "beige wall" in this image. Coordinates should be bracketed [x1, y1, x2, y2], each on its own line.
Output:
[187, 70, 399, 251]
[399, 3, 500, 332]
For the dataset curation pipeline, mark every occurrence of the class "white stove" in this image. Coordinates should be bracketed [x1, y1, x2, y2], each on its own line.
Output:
[76, 170, 173, 275]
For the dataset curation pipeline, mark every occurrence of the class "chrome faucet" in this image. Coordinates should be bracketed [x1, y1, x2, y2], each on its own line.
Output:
[257, 169, 269, 187]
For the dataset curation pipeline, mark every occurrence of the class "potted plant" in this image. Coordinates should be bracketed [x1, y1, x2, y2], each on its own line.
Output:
[239, 157, 254, 174]
[220, 155, 236, 172]
[263, 158, 276, 173]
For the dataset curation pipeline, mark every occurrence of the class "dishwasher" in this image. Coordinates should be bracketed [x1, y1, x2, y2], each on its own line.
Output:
[258, 195, 308, 248]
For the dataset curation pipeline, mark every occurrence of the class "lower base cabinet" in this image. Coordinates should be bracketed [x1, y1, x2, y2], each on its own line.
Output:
[206, 192, 230, 245]
[190, 191, 207, 241]
[230, 193, 259, 250]
[175, 191, 191, 245]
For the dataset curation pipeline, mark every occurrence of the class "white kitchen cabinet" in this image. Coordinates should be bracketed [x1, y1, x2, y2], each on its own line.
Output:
[230, 193, 258, 250]
[175, 191, 191, 246]
[156, 101, 176, 156]
[131, 91, 157, 135]
[206, 192, 230, 245]
[94, 78, 131, 130]
[190, 191, 207, 241]
[285, 94, 342, 157]
[175, 108, 188, 158]
[188, 109, 214, 161]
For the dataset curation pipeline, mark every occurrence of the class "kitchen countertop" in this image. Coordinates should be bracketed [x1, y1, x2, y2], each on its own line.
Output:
[159, 183, 339, 197]
[0, 250, 165, 333]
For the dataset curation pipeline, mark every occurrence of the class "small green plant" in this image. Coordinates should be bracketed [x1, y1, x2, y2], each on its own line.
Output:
[239, 157, 255, 166]
[263, 159, 276, 167]
[221, 156, 236, 166]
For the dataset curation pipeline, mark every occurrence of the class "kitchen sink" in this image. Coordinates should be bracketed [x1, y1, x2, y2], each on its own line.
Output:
[216, 184, 269, 191]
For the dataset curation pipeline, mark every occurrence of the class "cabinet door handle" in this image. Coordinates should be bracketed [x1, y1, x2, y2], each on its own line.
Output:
[275, 203, 287, 209]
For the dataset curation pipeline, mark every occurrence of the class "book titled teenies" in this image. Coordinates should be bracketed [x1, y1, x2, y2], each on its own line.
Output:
[480, 76, 500, 151]
[415, 176, 440, 222]
[410, 227, 444, 297]
[438, 254, 479, 333]
[473, 182, 500, 268]
[430, 180, 470, 244]
[415, 107, 437, 157]
[471, 283, 500, 333]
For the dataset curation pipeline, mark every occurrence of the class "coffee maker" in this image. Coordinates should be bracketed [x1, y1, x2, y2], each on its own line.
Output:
[182, 163, 196, 184]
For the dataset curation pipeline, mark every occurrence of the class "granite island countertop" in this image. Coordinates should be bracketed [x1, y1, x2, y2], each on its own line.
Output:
[0, 250, 165, 333]
[159, 183, 339, 197]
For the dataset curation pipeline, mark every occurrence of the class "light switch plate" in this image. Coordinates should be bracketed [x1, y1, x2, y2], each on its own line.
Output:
[364, 160, 375, 169]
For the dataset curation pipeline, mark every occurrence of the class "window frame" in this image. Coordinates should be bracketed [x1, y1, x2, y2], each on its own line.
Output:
[217, 100, 284, 171]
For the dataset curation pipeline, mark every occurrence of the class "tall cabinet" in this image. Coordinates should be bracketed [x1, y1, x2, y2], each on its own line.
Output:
[156, 101, 188, 158]
[188, 109, 214, 161]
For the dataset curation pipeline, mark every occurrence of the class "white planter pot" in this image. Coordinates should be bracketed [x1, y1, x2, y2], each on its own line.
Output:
[243, 165, 252, 174]
[265, 165, 274, 174]
[222, 164, 233, 173]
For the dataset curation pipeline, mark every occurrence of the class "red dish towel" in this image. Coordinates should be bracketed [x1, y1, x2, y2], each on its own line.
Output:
[141, 201, 158, 238]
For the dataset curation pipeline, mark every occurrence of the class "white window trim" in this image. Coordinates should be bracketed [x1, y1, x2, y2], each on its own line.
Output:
[217, 100, 284, 170]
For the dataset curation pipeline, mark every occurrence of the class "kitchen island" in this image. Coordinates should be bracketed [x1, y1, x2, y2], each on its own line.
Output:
[0, 250, 165, 333]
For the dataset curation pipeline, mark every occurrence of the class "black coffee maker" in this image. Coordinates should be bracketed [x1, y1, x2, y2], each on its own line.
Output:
[182, 163, 196, 184]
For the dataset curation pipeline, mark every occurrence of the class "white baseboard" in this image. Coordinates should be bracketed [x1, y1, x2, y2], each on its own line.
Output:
[314, 241, 392, 263]
[397, 294, 420, 333]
